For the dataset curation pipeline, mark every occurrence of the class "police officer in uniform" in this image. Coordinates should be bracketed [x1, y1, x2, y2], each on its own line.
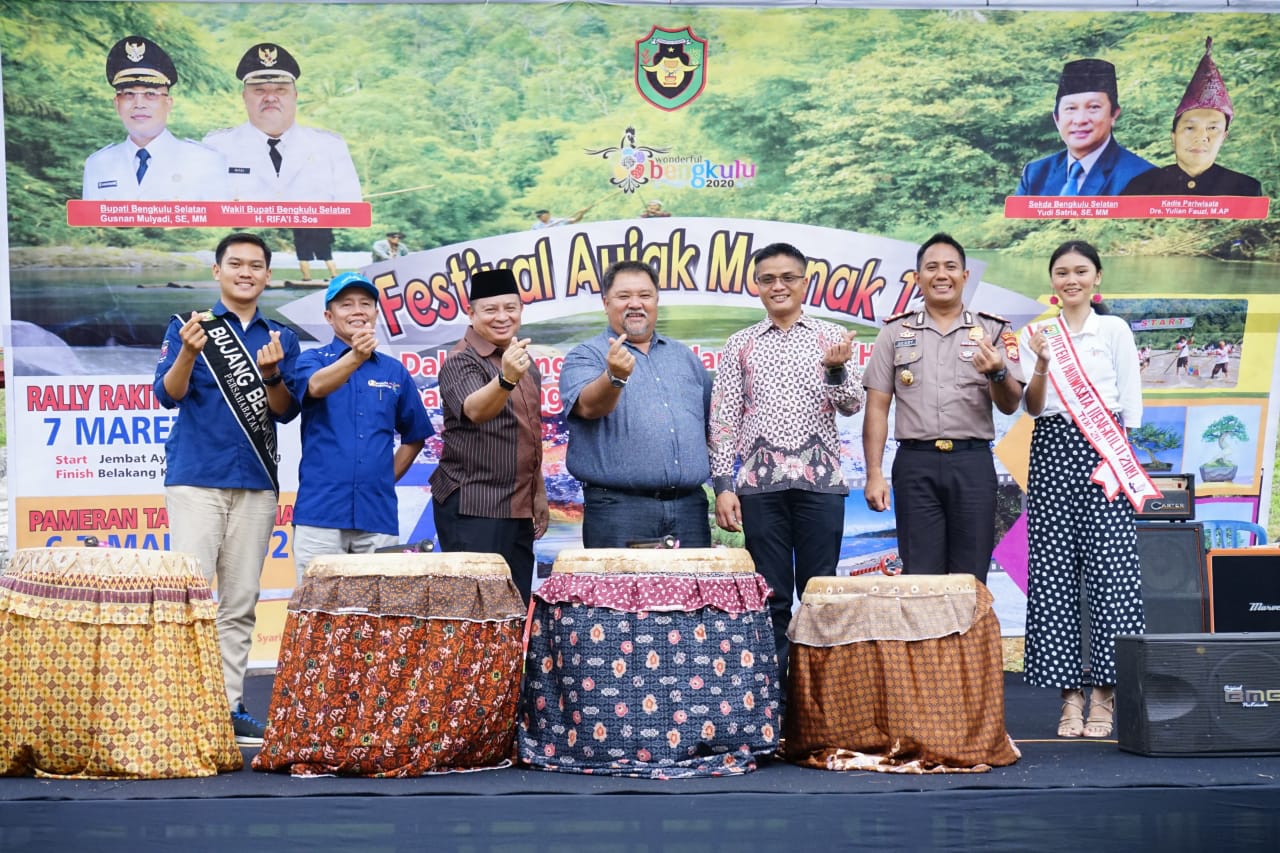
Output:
[83, 36, 226, 201]
[204, 43, 362, 280]
[862, 233, 1024, 585]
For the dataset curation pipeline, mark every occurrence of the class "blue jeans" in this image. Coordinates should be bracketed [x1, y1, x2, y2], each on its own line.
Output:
[580, 486, 711, 549]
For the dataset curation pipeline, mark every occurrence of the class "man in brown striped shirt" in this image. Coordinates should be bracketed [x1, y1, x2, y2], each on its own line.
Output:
[430, 269, 548, 601]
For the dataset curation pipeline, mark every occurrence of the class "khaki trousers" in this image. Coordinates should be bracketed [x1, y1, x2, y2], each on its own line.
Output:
[166, 485, 277, 709]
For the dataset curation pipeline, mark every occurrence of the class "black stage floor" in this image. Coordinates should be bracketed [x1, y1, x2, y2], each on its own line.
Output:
[4, 673, 1279, 853]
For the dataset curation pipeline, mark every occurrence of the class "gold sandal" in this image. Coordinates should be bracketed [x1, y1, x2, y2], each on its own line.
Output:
[1058, 688, 1085, 738]
[1084, 687, 1115, 738]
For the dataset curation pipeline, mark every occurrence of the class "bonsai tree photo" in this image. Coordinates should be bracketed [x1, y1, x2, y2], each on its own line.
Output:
[1200, 414, 1250, 482]
[1129, 424, 1182, 472]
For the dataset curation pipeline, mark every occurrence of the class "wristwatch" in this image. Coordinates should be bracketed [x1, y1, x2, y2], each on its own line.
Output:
[262, 372, 284, 387]
[497, 374, 517, 391]
[607, 372, 628, 388]
[986, 367, 1009, 384]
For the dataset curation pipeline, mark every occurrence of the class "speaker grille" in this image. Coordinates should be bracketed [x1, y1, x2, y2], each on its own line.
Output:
[1136, 522, 1206, 633]
[1117, 633, 1280, 756]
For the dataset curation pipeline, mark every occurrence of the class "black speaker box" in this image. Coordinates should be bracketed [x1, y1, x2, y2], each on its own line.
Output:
[1136, 522, 1207, 633]
[1116, 632, 1280, 756]
[1208, 549, 1280, 633]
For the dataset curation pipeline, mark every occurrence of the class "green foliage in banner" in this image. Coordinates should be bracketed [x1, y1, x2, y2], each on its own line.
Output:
[2, 2, 1277, 257]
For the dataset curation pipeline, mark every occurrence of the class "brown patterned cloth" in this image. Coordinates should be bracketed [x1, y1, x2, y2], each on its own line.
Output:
[253, 553, 527, 777]
[0, 548, 242, 779]
[783, 574, 1020, 773]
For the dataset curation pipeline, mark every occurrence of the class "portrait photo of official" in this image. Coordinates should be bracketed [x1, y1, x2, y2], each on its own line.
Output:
[1013, 58, 1154, 197]
[204, 42, 363, 280]
[1122, 38, 1263, 197]
[82, 35, 227, 201]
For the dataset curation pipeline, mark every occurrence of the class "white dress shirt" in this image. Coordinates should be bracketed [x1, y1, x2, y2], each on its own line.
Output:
[202, 121, 362, 202]
[82, 129, 227, 201]
[1019, 309, 1143, 428]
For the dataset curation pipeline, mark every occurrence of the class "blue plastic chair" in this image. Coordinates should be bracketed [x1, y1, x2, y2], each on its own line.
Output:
[1200, 519, 1269, 551]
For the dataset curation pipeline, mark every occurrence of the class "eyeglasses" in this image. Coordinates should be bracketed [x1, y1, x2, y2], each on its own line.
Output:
[115, 89, 169, 103]
[756, 273, 807, 287]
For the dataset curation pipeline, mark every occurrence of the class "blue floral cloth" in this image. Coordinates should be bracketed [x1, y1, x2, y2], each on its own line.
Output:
[519, 599, 780, 778]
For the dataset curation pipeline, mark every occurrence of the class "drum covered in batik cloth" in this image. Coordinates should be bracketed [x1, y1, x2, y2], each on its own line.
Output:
[251, 552, 525, 777]
[0, 547, 242, 779]
[519, 548, 780, 779]
[783, 574, 1020, 773]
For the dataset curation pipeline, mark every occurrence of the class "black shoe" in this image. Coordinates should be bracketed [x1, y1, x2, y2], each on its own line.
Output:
[231, 703, 265, 746]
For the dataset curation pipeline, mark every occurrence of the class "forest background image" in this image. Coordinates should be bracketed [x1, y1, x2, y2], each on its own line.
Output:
[2, 1, 1279, 574]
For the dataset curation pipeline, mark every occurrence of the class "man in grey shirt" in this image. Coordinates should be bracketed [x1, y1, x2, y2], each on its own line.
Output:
[560, 260, 713, 548]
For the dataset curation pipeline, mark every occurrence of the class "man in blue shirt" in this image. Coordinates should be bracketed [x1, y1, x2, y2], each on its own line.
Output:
[559, 260, 713, 547]
[292, 272, 434, 581]
[155, 232, 300, 746]
[1014, 58, 1153, 196]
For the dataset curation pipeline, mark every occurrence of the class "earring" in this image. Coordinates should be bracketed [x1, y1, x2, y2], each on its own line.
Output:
[1092, 293, 1102, 304]
[1049, 295, 1059, 306]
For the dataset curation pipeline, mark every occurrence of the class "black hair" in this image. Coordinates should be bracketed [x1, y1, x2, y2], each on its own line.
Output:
[916, 233, 966, 269]
[601, 259, 658, 295]
[1048, 240, 1109, 314]
[751, 242, 807, 272]
[215, 232, 271, 267]
[1172, 110, 1230, 134]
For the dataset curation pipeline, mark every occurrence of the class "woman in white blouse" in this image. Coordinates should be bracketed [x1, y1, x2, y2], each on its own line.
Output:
[1019, 240, 1145, 740]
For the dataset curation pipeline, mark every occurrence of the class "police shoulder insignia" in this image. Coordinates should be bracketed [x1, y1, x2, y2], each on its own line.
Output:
[884, 309, 915, 323]
[977, 310, 1010, 325]
[1000, 330, 1020, 362]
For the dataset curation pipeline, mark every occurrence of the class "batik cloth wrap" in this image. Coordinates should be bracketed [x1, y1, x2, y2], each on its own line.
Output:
[0, 547, 242, 778]
[518, 547, 780, 779]
[252, 552, 525, 777]
[783, 574, 1021, 773]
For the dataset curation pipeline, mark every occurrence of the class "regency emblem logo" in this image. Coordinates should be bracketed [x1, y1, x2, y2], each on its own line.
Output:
[635, 26, 707, 112]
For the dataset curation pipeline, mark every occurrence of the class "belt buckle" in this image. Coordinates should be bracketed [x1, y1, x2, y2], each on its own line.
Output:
[934, 439, 953, 452]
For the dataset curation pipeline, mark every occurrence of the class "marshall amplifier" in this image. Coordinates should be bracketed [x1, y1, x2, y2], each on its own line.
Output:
[1117, 632, 1280, 756]
[1207, 548, 1280, 633]
[1136, 473, 1196, 521]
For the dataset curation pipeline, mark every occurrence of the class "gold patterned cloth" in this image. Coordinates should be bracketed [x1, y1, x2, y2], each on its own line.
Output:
[0, 547, 243, 779]
[783, 574, 1020, 773]
[253, 553, 527, 777]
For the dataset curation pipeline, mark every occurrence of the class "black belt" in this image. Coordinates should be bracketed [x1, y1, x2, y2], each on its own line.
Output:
[587, 484, 703, 501]
[897, 439, 991, 452]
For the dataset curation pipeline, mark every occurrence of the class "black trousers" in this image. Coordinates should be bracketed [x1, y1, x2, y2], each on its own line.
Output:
[890, 445, 995, 585]
[740, 489, 844, 695]
[433, 491, 535, 603]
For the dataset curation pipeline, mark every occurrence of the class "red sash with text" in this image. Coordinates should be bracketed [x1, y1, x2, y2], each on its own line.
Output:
[1039, 318, 1160, 510]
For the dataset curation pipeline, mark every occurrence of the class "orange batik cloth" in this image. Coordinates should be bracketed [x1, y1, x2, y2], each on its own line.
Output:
[783, 574, 1020, 773]
[252, 553, 525, 777]
[0, 547, 242, 779]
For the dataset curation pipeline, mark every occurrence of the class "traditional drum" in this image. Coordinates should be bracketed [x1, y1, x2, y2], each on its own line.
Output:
[783, 573, 1020, 773]
[518, 547, 780, 779]
[0, 547, 242, 779]
[252, 552, 525, 777]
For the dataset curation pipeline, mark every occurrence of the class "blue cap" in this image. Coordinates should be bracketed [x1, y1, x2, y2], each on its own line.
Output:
[324, 272, 377, 305]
